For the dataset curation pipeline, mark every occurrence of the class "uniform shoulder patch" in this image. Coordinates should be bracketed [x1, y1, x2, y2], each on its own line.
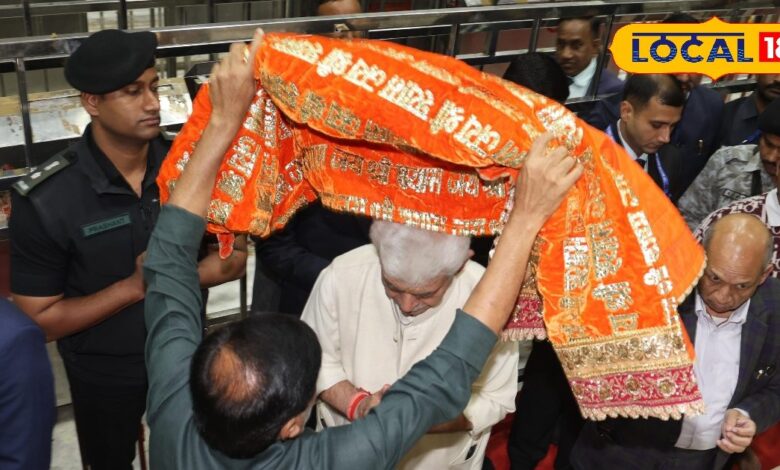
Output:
[13, 152, 73, 196]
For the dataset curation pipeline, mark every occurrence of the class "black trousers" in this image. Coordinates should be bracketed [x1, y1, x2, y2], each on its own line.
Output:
[508, 340, 584, 470]
[570, 421, 719, 470]
[65, 367, 147, 470]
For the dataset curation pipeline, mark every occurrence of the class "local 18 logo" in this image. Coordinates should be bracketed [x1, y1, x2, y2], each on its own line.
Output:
[611, 17, 780, 79]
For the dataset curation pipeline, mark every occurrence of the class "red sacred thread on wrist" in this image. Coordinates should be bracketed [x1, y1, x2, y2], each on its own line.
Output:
[346, 389, 371, 421]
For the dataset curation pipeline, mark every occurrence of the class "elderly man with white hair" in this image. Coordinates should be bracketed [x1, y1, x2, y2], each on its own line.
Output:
[301, 219, 519, 469]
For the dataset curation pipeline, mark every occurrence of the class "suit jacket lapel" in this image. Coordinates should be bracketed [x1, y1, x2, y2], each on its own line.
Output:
[678, 295, 697, 341]
[731, 293, 769, 406]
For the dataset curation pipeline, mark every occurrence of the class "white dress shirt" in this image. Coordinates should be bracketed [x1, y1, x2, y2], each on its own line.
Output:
[616, 119, 649, 171]
[568, 57, 597, 98]
[764, 188, 780, 225]
[675, 293, 749, 450]
[302, 245, 519, 469]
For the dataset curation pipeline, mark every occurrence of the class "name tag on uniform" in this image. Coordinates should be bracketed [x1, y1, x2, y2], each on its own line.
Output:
[721, 188, 748, 201]
[81, 213, 131, 238]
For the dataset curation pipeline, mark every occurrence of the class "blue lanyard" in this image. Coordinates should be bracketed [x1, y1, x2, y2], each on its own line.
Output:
[606, 124, 671, 198]
[741, 130, 761, 145]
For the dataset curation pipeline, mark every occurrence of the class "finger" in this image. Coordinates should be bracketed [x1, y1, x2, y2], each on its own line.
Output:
[557, 161, 584, 190]
[723, 411, 739, 428]
[550, 153, 578, 176]
[245, 28, 265, 67]
[546, 146, 568, 164]
[527, 133, 555, 160]
[716, 438, 741, 454]
[725, 432, 751, 447]
[227, 42, 245, 65]
[729, 425, 754, 438]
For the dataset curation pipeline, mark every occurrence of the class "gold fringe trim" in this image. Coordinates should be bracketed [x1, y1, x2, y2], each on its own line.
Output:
[501, 327, 547, 342]
[581, 398, 706, 421]
[676, 253, 706, 305]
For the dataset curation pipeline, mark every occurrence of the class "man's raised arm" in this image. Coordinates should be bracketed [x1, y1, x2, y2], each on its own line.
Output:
[465, 135, 581, 333]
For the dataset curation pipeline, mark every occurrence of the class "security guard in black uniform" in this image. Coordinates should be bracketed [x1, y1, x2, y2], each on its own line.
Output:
[9, 29, 247, 469]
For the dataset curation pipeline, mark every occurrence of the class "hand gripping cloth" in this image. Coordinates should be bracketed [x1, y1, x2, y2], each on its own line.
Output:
[158, 33, 706, 421]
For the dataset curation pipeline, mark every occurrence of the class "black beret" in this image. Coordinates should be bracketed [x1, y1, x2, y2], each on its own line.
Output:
[759, 97, 780, 137]
[65, 29, 157, 94]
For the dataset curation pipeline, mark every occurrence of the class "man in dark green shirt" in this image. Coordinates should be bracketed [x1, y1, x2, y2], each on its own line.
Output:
[143, 30, 582, 469]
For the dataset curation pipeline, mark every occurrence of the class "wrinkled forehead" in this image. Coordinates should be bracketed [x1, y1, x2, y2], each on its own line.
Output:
[381, 271, 451, 295]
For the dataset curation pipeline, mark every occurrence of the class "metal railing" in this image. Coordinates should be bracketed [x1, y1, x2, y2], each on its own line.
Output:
[0, 0, 777, 181]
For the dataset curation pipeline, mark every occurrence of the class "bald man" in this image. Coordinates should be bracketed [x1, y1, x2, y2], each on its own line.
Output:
[317, 0, 361, 17]
[571, 214, 780, 470]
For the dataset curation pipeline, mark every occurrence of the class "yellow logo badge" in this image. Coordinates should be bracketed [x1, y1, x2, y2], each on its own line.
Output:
[610, 17, 780, 79]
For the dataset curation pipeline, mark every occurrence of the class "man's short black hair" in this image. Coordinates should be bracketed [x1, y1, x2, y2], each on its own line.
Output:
[190, 313, 322, 458]
[503, 53, 570, 104]
[557, 16, 600, 39]
[622, 74, 685, 111]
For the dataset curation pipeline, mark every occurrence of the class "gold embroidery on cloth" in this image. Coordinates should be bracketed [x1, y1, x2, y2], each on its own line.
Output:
[208, 200, 232, 225]
[592, 282, 633, 312]
[228, 137, 259, 178]
[628, 211, 661, 266]
[396, 166, 443, 194]
[398, 207, 447, 232]
[454, 115, 501, 159]
[378, 75, 435, 121]
[345, 58, 387, 92]
[609, 313, 639, 334]
[430, 100, 465, 135]
[369, 197, 394, 220]
[330, 148, 364, 175]
[410, 60, 461, 86]
[556, 325, 690, 379]
[325, 102, 362, 136]
[317, 48, 353, 78]
[447, 173, 480, 198]
[271, 37, 323, 64]
[217, 170, 245, 202]
[300, 92, 326, 123]
[587, 221, 622, 280]
[452, 218, 487, 236]
[262, 73, 300, 110]
[563, 237, 589, 292]
[367, 157, 392, 185]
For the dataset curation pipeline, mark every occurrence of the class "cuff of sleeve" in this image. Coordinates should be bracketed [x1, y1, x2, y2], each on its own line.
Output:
[463, 395, 494, 436]
[439, 310, 498, 373]
[734, 408, 750, 419]
[317, 367, 349, 395]
[155, 205, 207, 249]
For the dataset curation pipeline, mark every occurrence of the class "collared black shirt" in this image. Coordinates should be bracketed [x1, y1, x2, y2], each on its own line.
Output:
[10, 125, 170, 386]
[718, 94, 760, 148]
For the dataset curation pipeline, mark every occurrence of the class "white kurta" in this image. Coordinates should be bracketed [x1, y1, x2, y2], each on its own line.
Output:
[302, 245, 519, 470]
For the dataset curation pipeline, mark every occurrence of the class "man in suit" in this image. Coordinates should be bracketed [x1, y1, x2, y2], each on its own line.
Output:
[718, 73, 780, 148]
[604, 74, 686, 203]
[584, 14, 723, 193]
[0, 298, 55, 470]
[571, 213, 780, 470]
[554, 16, 622, 99]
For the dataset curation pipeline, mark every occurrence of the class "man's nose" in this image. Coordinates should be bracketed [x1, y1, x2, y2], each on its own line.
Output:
[396, 293, 418, 314]
[658, 127, 671, 144]
[144, 88, 161, 111]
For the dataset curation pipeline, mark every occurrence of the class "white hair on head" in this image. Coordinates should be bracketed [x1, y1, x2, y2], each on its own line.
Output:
[369, 220, 471, 287]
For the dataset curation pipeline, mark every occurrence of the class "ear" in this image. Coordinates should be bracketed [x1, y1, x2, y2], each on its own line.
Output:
[619, 100, 632, 122]
[277, 415, 303, 441]
[759, 265, 773, 285]
[81, 93, 101, 117]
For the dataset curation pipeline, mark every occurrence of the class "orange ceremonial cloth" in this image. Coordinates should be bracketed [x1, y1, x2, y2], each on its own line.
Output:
[158, 33, 706, 421]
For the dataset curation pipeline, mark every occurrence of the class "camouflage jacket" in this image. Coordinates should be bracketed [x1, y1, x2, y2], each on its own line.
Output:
[678, 144, 775, 231]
